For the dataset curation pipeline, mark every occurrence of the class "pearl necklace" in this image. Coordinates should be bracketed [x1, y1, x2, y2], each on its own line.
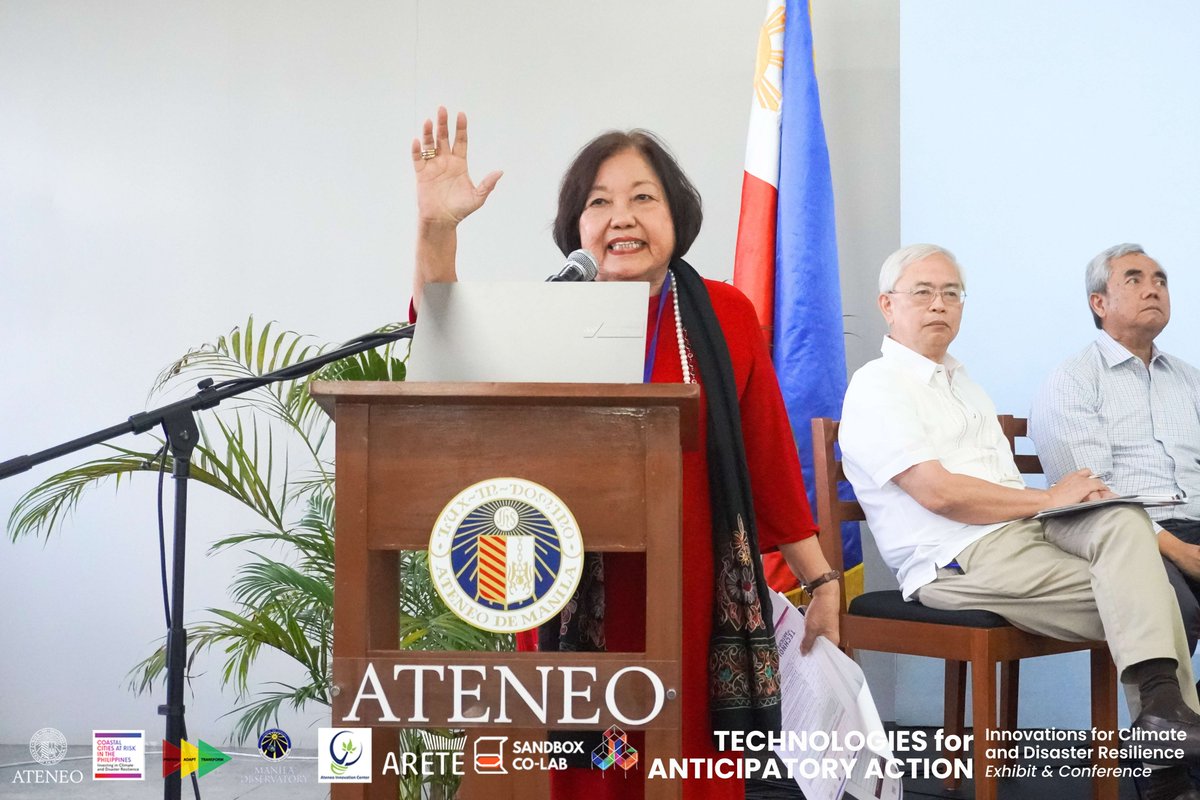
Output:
[669, 269, 694, 384]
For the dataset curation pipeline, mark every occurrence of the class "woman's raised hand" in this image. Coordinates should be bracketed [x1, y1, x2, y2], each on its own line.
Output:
[411, 107, 502, 226]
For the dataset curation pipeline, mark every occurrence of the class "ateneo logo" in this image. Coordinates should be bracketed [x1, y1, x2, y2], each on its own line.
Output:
[429, 478, 583, 633]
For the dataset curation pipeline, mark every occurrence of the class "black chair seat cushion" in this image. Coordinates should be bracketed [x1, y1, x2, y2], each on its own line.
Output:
[849, 590, 1011, 628]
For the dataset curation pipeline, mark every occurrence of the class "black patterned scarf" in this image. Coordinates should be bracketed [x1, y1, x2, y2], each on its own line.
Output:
[541, 257, 782, 740]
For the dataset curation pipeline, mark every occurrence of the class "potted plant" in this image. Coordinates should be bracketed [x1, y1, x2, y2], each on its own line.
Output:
[7, 316, 510, 796]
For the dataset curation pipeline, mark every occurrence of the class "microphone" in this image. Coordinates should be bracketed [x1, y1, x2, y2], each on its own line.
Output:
[546, 249, 599, 282]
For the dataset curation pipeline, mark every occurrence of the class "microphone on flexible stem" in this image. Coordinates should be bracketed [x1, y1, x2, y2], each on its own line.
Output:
[546, 249, 599, 282]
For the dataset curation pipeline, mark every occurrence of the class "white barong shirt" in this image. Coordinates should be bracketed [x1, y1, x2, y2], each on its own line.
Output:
[840, 336, 1026, 599]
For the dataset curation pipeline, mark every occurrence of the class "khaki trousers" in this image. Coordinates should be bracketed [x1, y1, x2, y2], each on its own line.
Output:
[915, 505, 1198, 714]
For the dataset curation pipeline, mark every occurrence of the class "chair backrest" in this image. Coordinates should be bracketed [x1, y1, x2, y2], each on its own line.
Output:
[997, 414, 1044, 477]
[810, 417, 861, 613]
[810, 415, 1043, 612]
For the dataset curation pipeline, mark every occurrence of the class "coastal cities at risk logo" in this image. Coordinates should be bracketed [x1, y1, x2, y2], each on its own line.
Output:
[429, 477, 583, 633]
[318, 728, 372, 783]
[93, 730, 145, 780]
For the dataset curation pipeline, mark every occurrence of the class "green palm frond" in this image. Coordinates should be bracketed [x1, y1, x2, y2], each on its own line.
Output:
[126, 494, 335, 714]
[209, 494, 333, 581]
[289, 327, 409, 439]
[286, 468, 338, 502]
[128, 599, 331, 701]
[153, 318, 335, 479]
[398, 551, 514, 653]
[194, 413, 286, 531]
[228, 557, 333, 622]
[152, 317, 323, 403]
[7, 439, 282, 542]
[315, 346, 406, 383]
[211, 526, 332, 568]
[6, 446, 164, 542]
[221, 682, 330, 746]
[8, 407, 306, 542]
[399, 610, 515, 653]
[209, 608, 320, 692]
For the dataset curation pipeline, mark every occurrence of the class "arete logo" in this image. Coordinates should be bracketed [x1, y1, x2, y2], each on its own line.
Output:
[381, 730, 467, 779]
[592, 726, 638, 772]
[10, 728, 84, 785]
[318, 728, 372, 783]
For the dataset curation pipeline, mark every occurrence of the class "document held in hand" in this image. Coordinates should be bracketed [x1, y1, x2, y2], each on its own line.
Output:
[769, 590, 903, 800]
[1032, 494, 1183, 520]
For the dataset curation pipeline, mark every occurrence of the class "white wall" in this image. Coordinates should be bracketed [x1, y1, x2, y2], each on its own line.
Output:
[811, 0, 901, 719]
[0, 0, 420, 751]
[899, 0, 1200, 727]
[2, 0, 899, 749]
[814, 1, 897, 375]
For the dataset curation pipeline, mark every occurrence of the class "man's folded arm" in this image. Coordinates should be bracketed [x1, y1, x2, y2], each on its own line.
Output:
[892, 460, 1104, 525]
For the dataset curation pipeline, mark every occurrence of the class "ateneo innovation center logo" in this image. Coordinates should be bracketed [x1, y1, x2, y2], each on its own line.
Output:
[318, 728, 372, 783]
[429, 478, 583, 633]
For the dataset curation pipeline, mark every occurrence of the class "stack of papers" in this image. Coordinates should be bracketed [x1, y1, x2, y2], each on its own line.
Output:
[1032, 494, 1183, 520]
[769, 590, 903, 800]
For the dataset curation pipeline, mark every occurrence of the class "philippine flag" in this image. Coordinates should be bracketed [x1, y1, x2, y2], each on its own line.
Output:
[734, 0, 861, 602]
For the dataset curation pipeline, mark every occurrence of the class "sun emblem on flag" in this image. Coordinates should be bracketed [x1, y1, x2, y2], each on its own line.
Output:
[754, 4, 785, 111]
[429, 478, 584, 633]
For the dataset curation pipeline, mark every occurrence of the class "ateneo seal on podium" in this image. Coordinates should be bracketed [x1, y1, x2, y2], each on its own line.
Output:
[428, 477, 584, 633]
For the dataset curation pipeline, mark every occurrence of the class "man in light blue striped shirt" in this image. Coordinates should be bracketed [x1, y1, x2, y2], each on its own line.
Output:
[1031, 244, 1200, 663]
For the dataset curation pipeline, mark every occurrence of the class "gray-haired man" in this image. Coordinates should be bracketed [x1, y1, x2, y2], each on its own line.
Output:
[1031, 243, 1200, 660]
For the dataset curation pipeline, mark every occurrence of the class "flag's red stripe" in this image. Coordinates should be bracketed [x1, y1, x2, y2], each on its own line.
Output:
[732, 171, 779, 344]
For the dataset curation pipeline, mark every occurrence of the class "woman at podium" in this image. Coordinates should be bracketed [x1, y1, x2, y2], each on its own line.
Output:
[410, 107, 840, 799]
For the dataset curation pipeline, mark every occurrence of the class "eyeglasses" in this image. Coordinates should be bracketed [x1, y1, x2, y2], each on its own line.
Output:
[887, 287, 967, 306]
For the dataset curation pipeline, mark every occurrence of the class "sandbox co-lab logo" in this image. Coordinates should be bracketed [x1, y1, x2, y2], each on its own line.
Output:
[429, 477, 583, 633]
[318, 728, 372, 783]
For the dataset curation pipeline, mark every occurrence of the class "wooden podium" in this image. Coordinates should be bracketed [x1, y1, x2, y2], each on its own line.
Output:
[311, 382, 700, 799]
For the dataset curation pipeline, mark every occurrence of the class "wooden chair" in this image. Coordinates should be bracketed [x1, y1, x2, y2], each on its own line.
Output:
[810, 415, 1119, 800]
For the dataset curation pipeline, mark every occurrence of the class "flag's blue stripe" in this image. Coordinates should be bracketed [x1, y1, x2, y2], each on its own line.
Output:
[774, 0, 860, 568]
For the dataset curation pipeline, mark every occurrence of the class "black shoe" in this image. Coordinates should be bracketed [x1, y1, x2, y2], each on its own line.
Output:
[1133, 697, 1200, 764]
[1140, 765, 1200, 800]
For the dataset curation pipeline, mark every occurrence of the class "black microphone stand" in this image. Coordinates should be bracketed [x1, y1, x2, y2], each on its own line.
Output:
[0, 323, 414, 800]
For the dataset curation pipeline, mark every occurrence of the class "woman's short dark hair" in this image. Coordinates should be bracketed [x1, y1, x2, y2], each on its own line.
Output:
[552, 130, 703, 258]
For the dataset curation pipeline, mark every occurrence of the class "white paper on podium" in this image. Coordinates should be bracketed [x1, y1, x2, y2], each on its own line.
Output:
[769, 590, 903, 800]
